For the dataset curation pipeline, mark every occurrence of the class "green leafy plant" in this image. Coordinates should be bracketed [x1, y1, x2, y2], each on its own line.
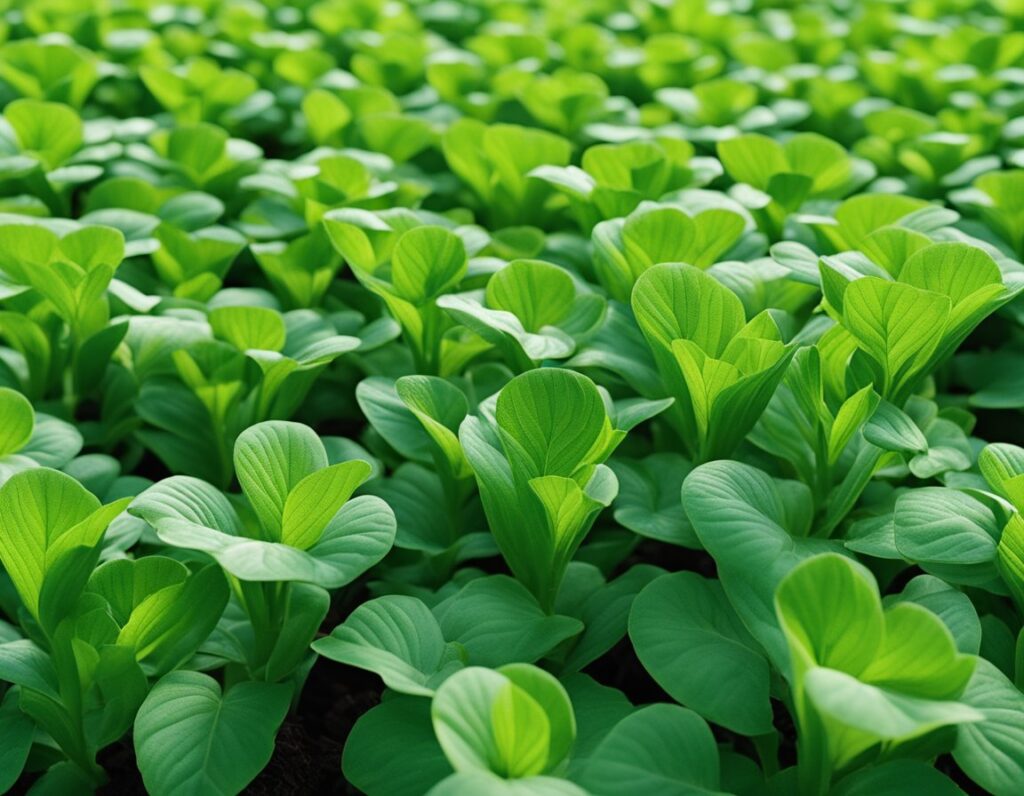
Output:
[718, 132, 874, 240]
[0, 468, 225, 787]
[776, 554, 980, 795]
[460, 368, 665, 610]
[2, 1, 1024, 792]
[324, 213, 483, 375]
[532, 138, 721, 231]
[442, 120, 572, 228]
[632, 262, 795, 461]
[951, 169, 1024, 257]
[819, 241, 1022, 404]
[0, 222, 127, 408]
[134, 306, 360, 487]
[591, 202, 748, 302]
[129, 420, 395, 683]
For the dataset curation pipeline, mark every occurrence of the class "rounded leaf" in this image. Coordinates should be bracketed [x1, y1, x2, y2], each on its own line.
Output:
[495, 368, 610, 479]
[391, 226, 467, 303]
[134, 671, 290, 796]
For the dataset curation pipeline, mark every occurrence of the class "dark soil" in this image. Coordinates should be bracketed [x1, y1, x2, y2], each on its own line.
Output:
[245, 660, 381, 795]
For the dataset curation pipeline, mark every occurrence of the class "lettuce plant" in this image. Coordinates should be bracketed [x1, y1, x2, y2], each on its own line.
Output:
[718, 132, 874, 240]
[129, 420, 395, 683]
[819, 241, 1023, 404]
[460, 368, 666, 610]
[632, 262, 794, 462]
[0, 468, 225, 787]
[591, 202, 747, 302]
[776, 554, 980, 795]
[532, 138, 721, 231]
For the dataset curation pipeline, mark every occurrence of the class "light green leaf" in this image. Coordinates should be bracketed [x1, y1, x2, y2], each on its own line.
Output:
[775, 554, 879, 675]
[233, 421, 329, 540]
[431, 664, 572, 780]
[281, 460, 372, 550]
[500, 663, 576, 771]
[859, 602, 976, 699]
[632, 263, 745, 359]
[0, 468, 127, 625]
[803, 667, 982, 740]
[6, 99, 82, 169]
[979, 443, 1024, 507]
[491, 677, 550, 778]
[117, 563, 230, 677]
[129, 475, 243, 535]
[495, 368, 610, 479]
[431, 667, 526, 776]
[0, 387, 33, 457]
[998, 513, 1024, 609]
[209, 306, 287, 352]
[842, 278, 951, 399]
[86, 556, 190, 626]
[718, 134, 787, 190]
[391, 226, 467, 304]
[485, 260, 575, 332]
[396, 376, 471, 479]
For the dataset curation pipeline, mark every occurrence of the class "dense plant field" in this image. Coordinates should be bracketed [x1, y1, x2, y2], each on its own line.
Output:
[1, 0, 1024, 793]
